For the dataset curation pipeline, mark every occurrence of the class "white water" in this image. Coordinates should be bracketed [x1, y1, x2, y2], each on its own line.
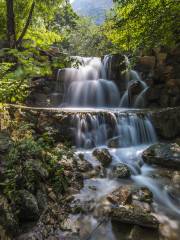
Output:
[55, 55, 180, 240]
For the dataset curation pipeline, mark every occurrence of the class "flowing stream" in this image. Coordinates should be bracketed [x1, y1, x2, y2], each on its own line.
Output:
[57, 56, 180, 239]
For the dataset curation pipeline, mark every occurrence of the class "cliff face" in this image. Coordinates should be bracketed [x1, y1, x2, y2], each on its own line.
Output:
[71, 0, 113, 24]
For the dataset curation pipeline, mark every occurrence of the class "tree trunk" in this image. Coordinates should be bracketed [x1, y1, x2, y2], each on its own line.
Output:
[16, 1, 35, 47]
[6, 0, 16, 48]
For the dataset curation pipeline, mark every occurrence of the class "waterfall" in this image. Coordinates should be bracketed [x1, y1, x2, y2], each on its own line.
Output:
[59, 56, 121, 107]
[72, 112, 157, 149]
[53, 54, 179, 239]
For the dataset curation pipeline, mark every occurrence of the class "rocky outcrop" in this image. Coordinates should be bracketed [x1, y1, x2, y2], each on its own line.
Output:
[142, 143, 180, 169]
[151, 107, 180, 139]
[135, 46, 180, 108]
[3, 105, 180, 142]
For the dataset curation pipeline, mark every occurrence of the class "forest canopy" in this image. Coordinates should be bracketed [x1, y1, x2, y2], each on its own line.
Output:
[0, 0, 179, 103]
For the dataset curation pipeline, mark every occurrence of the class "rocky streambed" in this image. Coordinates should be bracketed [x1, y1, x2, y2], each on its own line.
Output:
[0, 105, 180, 240]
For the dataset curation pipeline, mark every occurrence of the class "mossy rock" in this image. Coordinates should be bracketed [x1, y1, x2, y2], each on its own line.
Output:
[15, 190, 40, 222]
[0, 195, 18, 237]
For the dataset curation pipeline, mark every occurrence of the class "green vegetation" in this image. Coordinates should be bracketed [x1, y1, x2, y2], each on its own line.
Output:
[105, 0, 180, 52]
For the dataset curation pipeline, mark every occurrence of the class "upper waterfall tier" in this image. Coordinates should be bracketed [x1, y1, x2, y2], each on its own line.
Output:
[55, 55, 149, 108]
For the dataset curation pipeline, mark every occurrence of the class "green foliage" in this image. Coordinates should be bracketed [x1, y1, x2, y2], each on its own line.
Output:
[105, 0, 179, 52]
[1, 122, 71, 201]
[64, 17, 112, 56]
[0, 48, 52, 103]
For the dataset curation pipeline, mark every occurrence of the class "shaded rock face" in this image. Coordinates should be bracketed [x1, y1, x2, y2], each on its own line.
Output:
[93, 148, 113, 167]
[134, 46, 180, 108]
[142, 143, 180, 169]
[151, 106, 180, 140]
[106, 54, 129, 92]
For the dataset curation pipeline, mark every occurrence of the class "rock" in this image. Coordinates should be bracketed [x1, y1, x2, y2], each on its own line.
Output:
[15, 190, 40, 222]
[132, 187, 153, 203]
[108, 136, 123, 148]
[142, 143, 180, 169]
[0, 131, 11, 153]
[36, 190, 47, 212]
[77, 154, 93, 172]
[93, 148, 112, 167]
[111, 205, 159, 229]
[172, 172, 180, 185]
[135, 56, 156, 73]
[112, 164, 131, 178]
[0, 195, 18, 235]
[0, 195, 18, 236]
[128, 225, 159, 240]
[151, 107, 180, 139]
[107, 186, 132, 205]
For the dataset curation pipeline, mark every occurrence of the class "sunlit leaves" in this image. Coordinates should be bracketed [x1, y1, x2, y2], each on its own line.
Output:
[105, 0, 179, 52]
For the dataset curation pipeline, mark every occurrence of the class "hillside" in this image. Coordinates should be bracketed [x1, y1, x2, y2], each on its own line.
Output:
[71, 0, 113, 24]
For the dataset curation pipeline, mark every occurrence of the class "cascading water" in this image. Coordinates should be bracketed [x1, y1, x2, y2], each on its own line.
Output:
[56, 55, 180, 240]
[72, 112, 156, 149]
[58, 56, 120, 108]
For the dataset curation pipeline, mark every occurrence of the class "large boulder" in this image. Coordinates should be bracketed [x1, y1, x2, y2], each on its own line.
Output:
[142, 143, 180, 169]
[111, 205, 159, 229]
[93, 148, 112, 167]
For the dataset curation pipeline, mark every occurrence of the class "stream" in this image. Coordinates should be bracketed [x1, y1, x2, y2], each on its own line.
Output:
[56, 56, 180, 240]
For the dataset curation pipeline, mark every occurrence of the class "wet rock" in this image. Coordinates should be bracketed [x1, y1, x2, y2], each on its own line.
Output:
[112, 164, 131, 178]
[107, 186, 132, 205]
[107, 136, 123, 148]
[111, 205, 159, 229]
[15, 190, 40, 222]
[77, 154, 93, 172]
[0, 195, 18, 237]
[93, 148, 112, 167]
[132, 187, 153, 203]
[142, 143, 180, 169]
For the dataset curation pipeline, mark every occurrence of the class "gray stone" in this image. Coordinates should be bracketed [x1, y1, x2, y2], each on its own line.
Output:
[112, 164, 131, 178]
[93, 148, 112, 167]
[111, 205, 159, 229]
[142, 143, 180, 169]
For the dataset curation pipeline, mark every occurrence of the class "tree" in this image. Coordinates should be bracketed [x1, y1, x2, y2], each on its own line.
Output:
[6, 0, 16, 48]
[64, 17, 112, 56]
[3, 0, 66, 48]
[105, 0, 180, 52]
